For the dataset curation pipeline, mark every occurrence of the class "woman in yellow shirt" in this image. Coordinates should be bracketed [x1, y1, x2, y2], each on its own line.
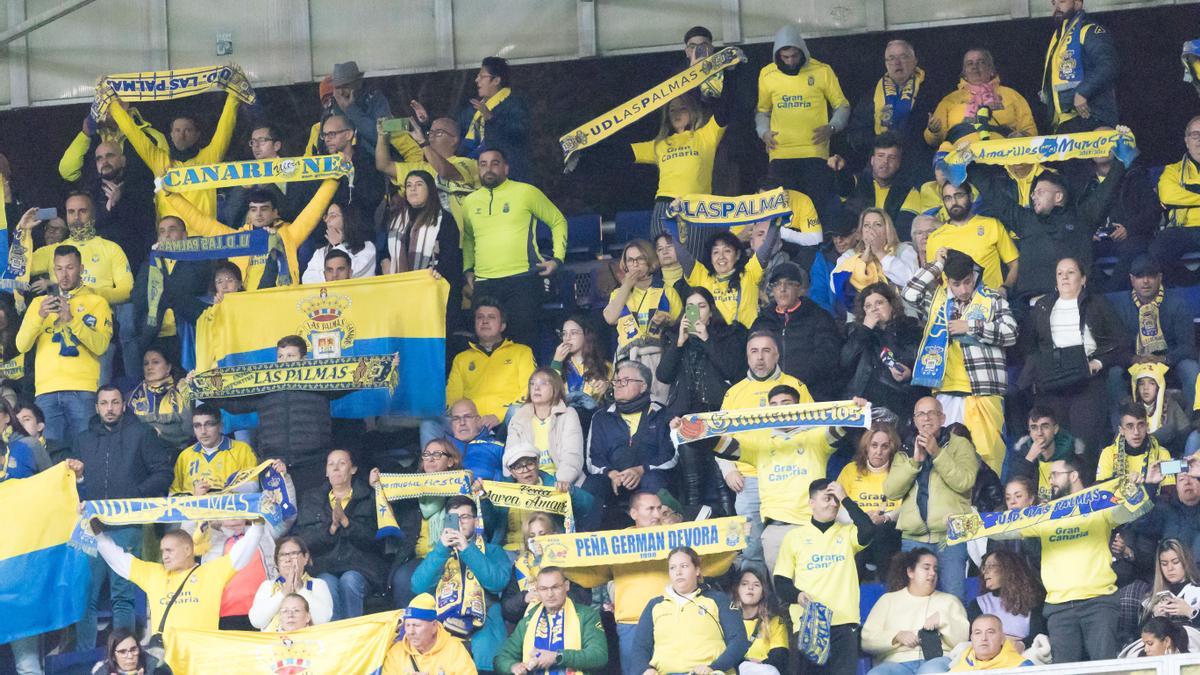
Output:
[837, 423, 903, 582]
[675, 223, 780, 328]
[731, 567, 789, 672]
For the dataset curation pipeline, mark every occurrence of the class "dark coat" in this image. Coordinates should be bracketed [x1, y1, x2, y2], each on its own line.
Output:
[1041, 11, 1120, 129]
[1110, 288, 1197, 368]
[88, 174, 157, 272]
[459, 91, 532, 182]
[1018, 288, 1129, 390]
[131, 257, 213, 354]
[656, 322, 747, 416]
[752, 298, 844, 400]
[841, 316, 926, 421]
[586, 401, 677, 475]
[294, 478, 388, 589]
[215, 389, 344, 471]
[846, 79, 938, 185]
[71, 414, 173, 500]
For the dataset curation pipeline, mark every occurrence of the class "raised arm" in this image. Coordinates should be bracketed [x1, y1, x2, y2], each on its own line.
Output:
[227, 522, 265, 571]
[753, 220, 781, 266]
[195, 90, 242, 164]
[165, 192, 236, 238]
[58, 130, 93, 183]
[374, 125, 399, 180]
[109, 96, 169, 176]
[96, 532, 134, 579]
[280, 178, 339, 250]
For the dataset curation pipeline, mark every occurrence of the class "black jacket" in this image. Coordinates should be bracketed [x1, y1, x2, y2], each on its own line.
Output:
[975, 160, 1125, 298]
[846, 80, 938, 185]
[837, 170, 919, 240]
[752, 298, 844, 400]
[656, 322, 747, 416]
[131, 257, 213, 354]
[294, 479, 388, 589]
[215, 389, 345, 471]
[1041, 11, 1120, 129]
[841, 316, 926, 422]
[71, 414, 173, 501]
[1018, 288, 1129, 390]
[88, 174, 158, 272]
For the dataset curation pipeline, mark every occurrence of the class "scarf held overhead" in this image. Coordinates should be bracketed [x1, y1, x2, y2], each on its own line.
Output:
[559, 47, 745, 165]
[189, 355, 397, 399]
[73, 490, 290, 551]
[534, 516, 748, 567]
[664, 187, 792, 229]
[91, 64, 255, 121]
[480, 480, 575, 532]
[945, 477, 1146, 546]
[373, 470, 475, 538]
[943, 129, 1137, 186]
[671, 400, 870, 447]
[156, 155, 353, 194]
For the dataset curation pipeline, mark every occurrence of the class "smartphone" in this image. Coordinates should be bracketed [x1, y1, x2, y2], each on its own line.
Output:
[443, 512, 460, 533]
[35, 207, 57, 221]
[1161, 459, 1185, 476]
[684, 303, 700, 333]
[880, 348, 898, 370]
[381, 118, 410, 135]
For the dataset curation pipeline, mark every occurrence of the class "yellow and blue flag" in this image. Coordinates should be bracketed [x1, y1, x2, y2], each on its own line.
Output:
[196, 272, 448, 419]
[165, 610, 403, 674]
[0, 463, 91, 643]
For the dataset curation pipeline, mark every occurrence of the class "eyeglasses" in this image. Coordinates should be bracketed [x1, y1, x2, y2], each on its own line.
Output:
[421, 451, 449, 459]
[913, 410, 941, 418]
[115, 646, 140, 655]
[192, 420, 219, 429]
[320, 128, 352, 141]
[624, 256, 648, 266]
[510, 460, 538, 472]
[1186, 132, 1200, 141]
[278, 550, 304, 559]
[248, 137, 277, 146]
[611, 378, 645, 387]
[449, 414, 479, 424]
[771, 280, 801, 289]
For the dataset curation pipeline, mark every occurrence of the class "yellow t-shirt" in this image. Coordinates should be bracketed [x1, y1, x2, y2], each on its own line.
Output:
[756, 59, 848, 160]
[170, 439, 259, 495]
[723, 373, 812, 477]
[939, 341, 971, 395]
[744, 615, 790, 662]
[129, 556, 236, 633]
[1096, 443, 1175, 487]
[836, 463, 902, 513]
[746, 427, 836, 524]
[532, 416, 555, 475]
[414, 517, 433, 559]
[687, 255, 765, 328]
[611, 284, 682, 349]
[924, 216, 1019, 290]
[631, 116, 725, 199]
[1027, 509, 1118, 604]
[775, 521, 865, 626]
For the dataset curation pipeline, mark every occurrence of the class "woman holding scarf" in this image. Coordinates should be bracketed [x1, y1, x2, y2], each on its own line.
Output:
[630, 546, 750, 675]
[604, 240, 681, 403]
[924, 48, 1037, 148]
[674, 224, 780, 329]
[1019, 257, 1127, 460]
[126, 347, 192, 448]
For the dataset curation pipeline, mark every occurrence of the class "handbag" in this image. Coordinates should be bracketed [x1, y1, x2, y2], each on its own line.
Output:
[145, 565, 200, 658]
[1034, 302, 1092, 393]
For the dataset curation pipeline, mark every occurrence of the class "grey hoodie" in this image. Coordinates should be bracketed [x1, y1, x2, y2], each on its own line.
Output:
[755, 25, 849, 139]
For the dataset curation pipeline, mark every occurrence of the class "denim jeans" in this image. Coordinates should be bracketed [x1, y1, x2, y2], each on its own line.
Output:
[616, 621, 640, 675]
[735, 477, 764, 571]
[901, 538, 969, 604]
[10, 634, 42, 675]
[75, 525, 141, 651]
[37, 390, 97, 446]
[390, 558, 422, 608]
[319, 570, 368, 620]
[867, 660, 934, 675]
[99, 302, 139, 384]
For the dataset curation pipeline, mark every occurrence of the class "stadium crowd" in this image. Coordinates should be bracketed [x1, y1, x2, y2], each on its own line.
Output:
[4, 0, 1200, 673]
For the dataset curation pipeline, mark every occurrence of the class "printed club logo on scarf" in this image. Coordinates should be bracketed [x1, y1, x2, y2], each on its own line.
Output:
[297, 287, 355, 359]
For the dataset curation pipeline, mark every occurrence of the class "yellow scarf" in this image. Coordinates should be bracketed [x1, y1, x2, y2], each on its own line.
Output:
[1133, 286, 1168, 357]
[521, 598, 583, 675]
[466, 87, 511, 142]
[950, 640, 1029, 670]
[435, 537, 488, 635]
[873, 69, 925, 134]
[833, 252, 887, 292]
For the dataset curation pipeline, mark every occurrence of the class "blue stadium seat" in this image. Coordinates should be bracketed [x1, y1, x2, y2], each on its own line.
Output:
[566, 213, 603, 260]
[608, 210, 654, 253]
[45, 647, 103, 675]
[859, 581, 886, 623]
[964, 575, 981, 603]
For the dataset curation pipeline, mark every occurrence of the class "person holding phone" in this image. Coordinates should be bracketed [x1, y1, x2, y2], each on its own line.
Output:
[1143, 539, 1200, 628]
[410, 494, 513, 673]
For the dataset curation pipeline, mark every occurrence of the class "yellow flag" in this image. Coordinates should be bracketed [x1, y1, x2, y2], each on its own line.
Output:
[164, 610, 402, 675]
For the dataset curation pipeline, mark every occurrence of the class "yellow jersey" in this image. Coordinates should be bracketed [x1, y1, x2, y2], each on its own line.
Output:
[1026, 509, 1119, 604]
[745, 427, 837, 524]
[28, 235, 133, 306]
[722, 373, 812, 477]
[445, 340, 537, 420]
[775, 521, 866, 626]
[170, 438, 259, 495]
[130, 556, 236, 632]
[687, 255, 765, 328]
[837, 463, 902, 514]
[756, 59, 848, 160]
[15, 287, 113, 395]
[631, 116, 725, 198]
[924, 216, 1018, 290]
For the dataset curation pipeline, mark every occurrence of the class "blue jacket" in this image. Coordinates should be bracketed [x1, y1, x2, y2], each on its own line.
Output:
[808, 245, 838, 315]
[1042, 11, 1119, 128]
[1110, 288, 1197, 368]
[0, 438, 39, 481]
[454, 430, 505, 482]
[459, 91, 531, 182]
[585, 401, 678, 477]
[411, 536, 513, 671]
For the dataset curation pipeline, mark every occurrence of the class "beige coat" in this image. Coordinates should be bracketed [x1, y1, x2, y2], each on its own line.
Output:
[504, 400, 586, 485]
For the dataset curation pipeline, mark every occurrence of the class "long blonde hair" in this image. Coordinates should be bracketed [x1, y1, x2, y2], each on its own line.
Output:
[854, 207, 901, 258]
[655, 94, 705, 141]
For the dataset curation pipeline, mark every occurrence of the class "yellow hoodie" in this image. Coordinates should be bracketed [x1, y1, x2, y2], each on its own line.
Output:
[381, 623, 477, 675]
[950, 640, 1032, 670]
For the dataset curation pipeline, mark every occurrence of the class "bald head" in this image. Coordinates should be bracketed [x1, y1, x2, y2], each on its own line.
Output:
[95, 141, 125, 180]
[449, 398, 483, 441]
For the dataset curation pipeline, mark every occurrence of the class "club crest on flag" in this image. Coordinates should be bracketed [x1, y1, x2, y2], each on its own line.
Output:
[298, 287, 355, 359]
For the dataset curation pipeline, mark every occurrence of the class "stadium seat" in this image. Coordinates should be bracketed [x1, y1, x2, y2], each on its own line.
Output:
[607, 210, 654, 253]
[566, 213, 603, 260]
[859, 581, 886, 623]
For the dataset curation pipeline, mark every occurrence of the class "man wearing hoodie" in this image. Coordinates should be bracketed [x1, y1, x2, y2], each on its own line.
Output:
[756, 25, 850, 230]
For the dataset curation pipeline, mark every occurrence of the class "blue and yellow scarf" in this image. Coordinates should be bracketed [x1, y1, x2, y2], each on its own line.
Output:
[874, 69, 925, 134]
[435, 537, 489, 636]
[522, 599, 583, 675]
[913, 282, 996, 389]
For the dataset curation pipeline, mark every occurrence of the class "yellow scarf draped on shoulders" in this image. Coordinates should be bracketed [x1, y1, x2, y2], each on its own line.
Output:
[466, 87, 511, 142]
